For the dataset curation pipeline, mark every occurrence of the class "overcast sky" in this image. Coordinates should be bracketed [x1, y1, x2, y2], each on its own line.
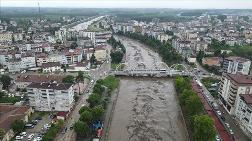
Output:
[2, 0, 252, 9]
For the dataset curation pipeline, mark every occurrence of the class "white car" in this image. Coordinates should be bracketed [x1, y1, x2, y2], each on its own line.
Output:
[20, 132, 27, 136]
[229, 129, 234, 135]
[216, 110, 222, 116]
[36, 136, 42, 141]
[225, 123, 230, 128]
[28, 134, 34, 140]
[15, 136, 23, 140]
[215, 135, 221, 141]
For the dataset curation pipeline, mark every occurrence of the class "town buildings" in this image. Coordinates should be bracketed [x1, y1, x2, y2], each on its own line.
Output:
[223, 57, 251, 75]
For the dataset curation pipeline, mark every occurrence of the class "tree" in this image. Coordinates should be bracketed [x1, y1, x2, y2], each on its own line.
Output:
[196, 50, 205, 64]
[79, 106, 91, 114]
[11, 119, 25, 133]
[87, 93, 102, 108]
[91, 105, 104, 121]
[179, 89, 195, 105]
[185, 93, 204, 115]
[62, 75, 75, 84]
[80, 110, 93, 123]
[70, 42, 78, 49]
[90, 53, 97, 66]
[74, 121, 91, 137]
[193, 115, 216, 141]
[0, 75, 12, 89]
[110, 51, 124, 64]
[0, 128, 5, 140]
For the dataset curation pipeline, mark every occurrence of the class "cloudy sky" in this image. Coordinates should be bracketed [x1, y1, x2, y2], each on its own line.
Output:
[2, 0, 252, 9]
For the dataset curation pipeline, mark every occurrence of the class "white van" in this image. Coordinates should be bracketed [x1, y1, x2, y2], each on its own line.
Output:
[28, 134, 34, 140]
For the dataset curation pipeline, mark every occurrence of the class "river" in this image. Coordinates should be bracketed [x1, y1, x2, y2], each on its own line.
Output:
[107, 36, 189, 141]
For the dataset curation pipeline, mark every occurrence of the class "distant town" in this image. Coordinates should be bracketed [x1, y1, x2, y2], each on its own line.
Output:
[0, 8, 252, 141]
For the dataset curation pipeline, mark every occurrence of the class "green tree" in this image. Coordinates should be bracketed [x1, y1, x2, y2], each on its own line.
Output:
[62, 75, 75, 83]
[87, 93, 102, 108]
[79, 106, 91, 114]
[70, 42, 78, 49]
[185, 94, 204, 115]
[90, 53, 97, 66]
[0, 75, 12, 89]
[110, 51, 124, 64]
[11, 119, 25, 133]
[80, 110, 93, 123]
[74, 121, 91, 137]
[91, 105, 104, 121]
[179, 89, 195, 105]
[193, 115, 216, 141]
[0, 128, 5, 140]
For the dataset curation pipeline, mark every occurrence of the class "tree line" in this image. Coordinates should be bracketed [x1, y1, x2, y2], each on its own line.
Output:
[175, 76, 216, 141]
[117, 31, 182, 65]
[74, 75, 120, 138]
[107, 36, 126, 64]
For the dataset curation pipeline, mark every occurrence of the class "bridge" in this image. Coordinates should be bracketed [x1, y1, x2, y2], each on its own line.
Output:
[110, 69, 192, 77]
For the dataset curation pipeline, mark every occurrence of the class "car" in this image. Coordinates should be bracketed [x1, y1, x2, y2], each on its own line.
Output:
[32, 120, 38, 125]
[36, 136, 42, 141]
[15, 136, 23, 140]
[70, 124, 74, 130]
[225, 123, 230, 128]
[37, 133, 43, 138]
[20, 132, 27, 136]
[44, 123, 51, 129]
[216, 110, 222, 116]
[28, 134, 34, 140]
[215, 135, 221, 141]
[229, 129, 234, 135]
[25, 124, 34, 129]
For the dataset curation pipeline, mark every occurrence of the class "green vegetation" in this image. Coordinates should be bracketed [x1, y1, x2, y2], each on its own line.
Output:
[74, 75, 119, 137]
[0, 92, 21, 104]
[11, 120, 25, 133]
[62, 75, 75, 83]
[117, 31, 182, 65]
[111, 63, 125, 70]
[42, 120, 64, 141]
[0, 75, 12, 89]
[108, 36, 126, 64]
[0, 128, 5, 140]
[202, 77, 219, 98]
[175, 76, 216, 141]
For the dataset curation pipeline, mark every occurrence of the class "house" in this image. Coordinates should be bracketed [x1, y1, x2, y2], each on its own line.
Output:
[15, 74, 65, 89]
[0, 105, 33, 141]
[27, 82, 74, 111]
[235, 94, 252, 137]
[41, 62, 62, 73]
[219, 73, 252, 115]
[63, 48, 83, 64]
[223, 56, 251, 75]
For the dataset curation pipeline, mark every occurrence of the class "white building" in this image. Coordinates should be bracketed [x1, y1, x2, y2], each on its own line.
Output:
[235, 94, 252, 137]
[219, 73, 252, 115]
[27, 82, 74, 111]
[223, 56, 251, 75]
[42, 62, 62, 73]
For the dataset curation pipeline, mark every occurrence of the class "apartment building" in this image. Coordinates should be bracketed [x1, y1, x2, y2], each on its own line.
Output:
[0, 33, 12, 43]
[219, 73, 252, 115]
[27, 82, 74, 111]
[235, 94, 252, 136]
[42, 62, 62, 73]
[223, 56, 251, 75]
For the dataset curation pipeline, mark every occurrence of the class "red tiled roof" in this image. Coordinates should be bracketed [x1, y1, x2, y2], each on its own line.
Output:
[225, 56, 250, 63]
[240, 94, 252, 105]
[16, 74, 65, 83]
[0, 105, 30, 131]
[226, 73, 252, 84]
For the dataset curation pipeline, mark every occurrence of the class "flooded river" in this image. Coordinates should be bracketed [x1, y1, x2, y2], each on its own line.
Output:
[107, 36, 188, 141]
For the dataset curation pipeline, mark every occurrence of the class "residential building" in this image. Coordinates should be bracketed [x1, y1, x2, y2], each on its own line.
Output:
[27, 82, 74, 111]
[219, 73, 252, 115]
[235, 94, 252, 137]
[0, 105, 33, 141]
[64, 48, 83, 64]
[0, 33, 12, 43]
[42, 62, 62, 73]
[15, 74, 65, 88]
[223, 56, 251, 75]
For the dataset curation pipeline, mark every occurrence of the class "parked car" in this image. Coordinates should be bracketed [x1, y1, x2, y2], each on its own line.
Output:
[70, 124, 74, 130]
[225, 123, 230, 128]
[20, 132, 27, 136]
[25, 124, 34, 129]
[215, 135, 221, 141]
[36, 136, 42, 141]
[229, 129, 234, 135]
[216, 110, 222, 116]
[15, 136, 23, 140]
[28, 134, 34, 140]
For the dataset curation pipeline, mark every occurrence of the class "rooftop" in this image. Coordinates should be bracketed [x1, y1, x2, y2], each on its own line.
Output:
[0, 105, 30, 131]
[27, 82, 73, 90]
[226, 73, 252, 84]
[225, 56, 250, 63]
[41, 62, 61, 68]
[16, 74, 65, 83]
[240, 94, 252, 105]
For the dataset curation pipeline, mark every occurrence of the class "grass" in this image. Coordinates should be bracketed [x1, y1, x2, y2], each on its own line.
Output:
[111, 63, 125, 70]
[0, 96, 21, 104]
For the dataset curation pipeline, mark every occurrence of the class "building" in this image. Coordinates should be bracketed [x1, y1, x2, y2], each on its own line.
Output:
[64, 48, 83, 64]
[27, 82, 74, 111]
[42, 62, 62, 73]
[0, 105, 33, 141]
[219, 73, 252, 115]
[0, 33, 12, 43]
[223, 56, 251, 75]
[235, 94, 252, 137]
[15, 74, 65, 89]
